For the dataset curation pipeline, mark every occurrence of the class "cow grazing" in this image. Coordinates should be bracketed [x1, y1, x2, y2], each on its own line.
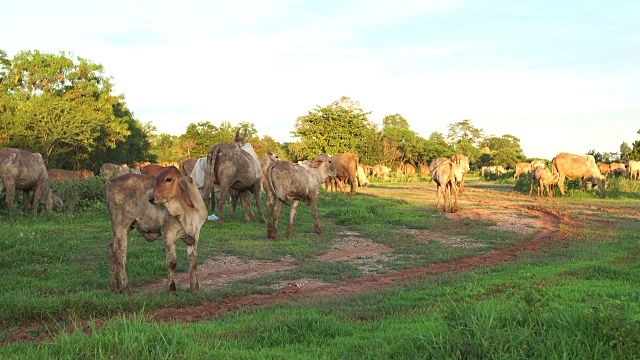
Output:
[373, 164, 391, 180]
[141, 164, 168, 177]
[597, 163, 611, 177]
[395, 163, 417, 181]
[419, 165, 430, 178]
[356, 164, 369, 187]
[430, 157, 463, 213]
[513, 162, 532, 179]
[529, 166, 559, 198]
[329, 152, 360, 195]
[552, 152, 606, 195]
[106, 166, 207, 294]
[202, 129, 265, 225]
[629, 160, 640, 180]
[179, 158, 197, 176]
[609, 163, 627, 177]
[100, 163, 141, 181]
[48, 169, 94, 184]
[451, 154, 470, 192]
[0, 147, 62, 214]
[266, 156, 336, 240]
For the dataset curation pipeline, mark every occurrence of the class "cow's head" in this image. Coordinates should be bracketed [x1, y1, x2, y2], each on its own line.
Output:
[149, 166, 195, 208]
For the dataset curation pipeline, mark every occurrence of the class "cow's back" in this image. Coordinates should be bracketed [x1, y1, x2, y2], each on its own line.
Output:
[106, 174, 170, 232]
[0, 147, 46, 188]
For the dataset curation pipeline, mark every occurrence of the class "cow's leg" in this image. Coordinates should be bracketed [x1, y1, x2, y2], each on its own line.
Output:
[266, 191, 276, 239]
[252, 182, 266, 223]
[23, 190, 30, 213]
[452, 183, 459, 212]
[164, 236, 178, 294]
[32, 181, 45, 215]
[286, 199, 299, 238]
[217, 186, 229, 226]
[4, 181, 16, 213]
[557, 176, 566, 196]
[186, 241, 199, 292]
[271, 200, 284, 240]
[460, 174, 466, 193]
[435, 185, 442, 212]
[109, 228, 131, 295]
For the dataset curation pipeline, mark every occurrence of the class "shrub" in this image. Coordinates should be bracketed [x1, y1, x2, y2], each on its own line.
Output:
[50, 176, 109, 213]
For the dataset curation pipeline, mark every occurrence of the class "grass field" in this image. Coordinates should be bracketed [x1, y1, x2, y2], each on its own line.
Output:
[1, 174, 639, 358]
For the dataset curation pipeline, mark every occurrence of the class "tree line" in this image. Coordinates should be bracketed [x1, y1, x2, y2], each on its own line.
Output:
[2, 50, 636, 174]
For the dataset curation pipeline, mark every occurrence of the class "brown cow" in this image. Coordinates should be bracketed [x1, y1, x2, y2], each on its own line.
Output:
[429, 157, 463, 213]
[328, 152, 360, 195]
[266, 155, 336, 240]
[106, 166, 207, 294]
[419, 165, 430, 178]
[530, 159, 545, 170]
[451, 154, 470, 192]
[100, 163, 141, 181]
[0, 147, 62, 214]
[395, 163, 416, 181]
[552, 152, 606, 195]
[513, 162, 532, 179]
[141, 164, 168, 177]
[202, 129, 265, 225]
[179, 158, 197, 176]
[609, 163, 627, 177]
[48, 169, 94, 183]
[373, 164, 390, 180]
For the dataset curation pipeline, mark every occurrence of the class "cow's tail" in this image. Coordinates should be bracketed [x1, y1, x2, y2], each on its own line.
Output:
[551, 156, 559, 174]
[265, 162, 288, 204]
[202, 144, 221, 211]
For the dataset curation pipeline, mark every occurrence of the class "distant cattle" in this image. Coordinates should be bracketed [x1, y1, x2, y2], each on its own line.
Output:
[419, 165, 430, 178]
[395, 163, 416, 181]
[429, 157, 463, 213]
[482, 165, 506, 177]
[529, 166, 559, 198]
[179, 158, 197, 176]
[609, 163, 627, 177]
[202, 129, 265, 225]
[530, 159, 546, 170]
[513, 162, 532, 179]
[356, 164, 369, 187]
[329, 152, 360, 195]
[106, 167, 207, 294]
[47, 169, 94, 183]
[141, 164, 168, 177]
[597, 163, 611, 177]
[265, 155, 336, 240]
[552, 152, 606, 195]
[0, 147, 63, 214]
[100, 163, 141, 181]
[373, 164, 390, 180]
[629, 161, 640, 180]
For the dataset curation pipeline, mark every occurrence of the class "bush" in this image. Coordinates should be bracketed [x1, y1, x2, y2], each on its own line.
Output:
[50, 176, 109, 213]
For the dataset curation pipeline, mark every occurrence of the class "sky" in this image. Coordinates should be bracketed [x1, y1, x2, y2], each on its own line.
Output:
[2, 0, 639, 160]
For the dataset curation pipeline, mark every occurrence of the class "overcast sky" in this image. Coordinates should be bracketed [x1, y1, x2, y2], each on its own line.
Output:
[3, 0, 639, 160]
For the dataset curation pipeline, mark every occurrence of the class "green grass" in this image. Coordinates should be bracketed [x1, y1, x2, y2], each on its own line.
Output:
[1, 180, 640, 358]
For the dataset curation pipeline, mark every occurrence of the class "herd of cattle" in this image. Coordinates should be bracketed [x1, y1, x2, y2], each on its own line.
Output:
[2, 136, 639, 294]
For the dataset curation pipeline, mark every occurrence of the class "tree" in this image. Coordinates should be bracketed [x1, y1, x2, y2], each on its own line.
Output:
[446, 119, 484, 148]
[0, 50, 130, 168]
[478, 134, 525, 169]
[382, 114, 409, 129]
[291, 96, 374, 160]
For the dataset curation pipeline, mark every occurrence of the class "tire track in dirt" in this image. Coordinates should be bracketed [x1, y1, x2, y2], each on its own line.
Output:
[151, 197, 563, 324]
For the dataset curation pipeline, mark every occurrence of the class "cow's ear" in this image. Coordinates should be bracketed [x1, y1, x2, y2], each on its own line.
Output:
[178, 177, 195, 208]
[310, 160, 322, 168]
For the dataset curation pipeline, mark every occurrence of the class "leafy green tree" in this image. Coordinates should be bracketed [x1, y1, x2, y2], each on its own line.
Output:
[0, 50, 130, 167]
[446, 119, 484, 148]
[479, 134, 525, 169]
[291, 96, 374, 160]
[620, 141, 632, 160]
[382, 113, 409, 129]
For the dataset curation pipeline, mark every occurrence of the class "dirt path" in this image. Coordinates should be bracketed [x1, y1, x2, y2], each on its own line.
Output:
[4, 184, 595, 344]
[152, 186, 571, 323]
